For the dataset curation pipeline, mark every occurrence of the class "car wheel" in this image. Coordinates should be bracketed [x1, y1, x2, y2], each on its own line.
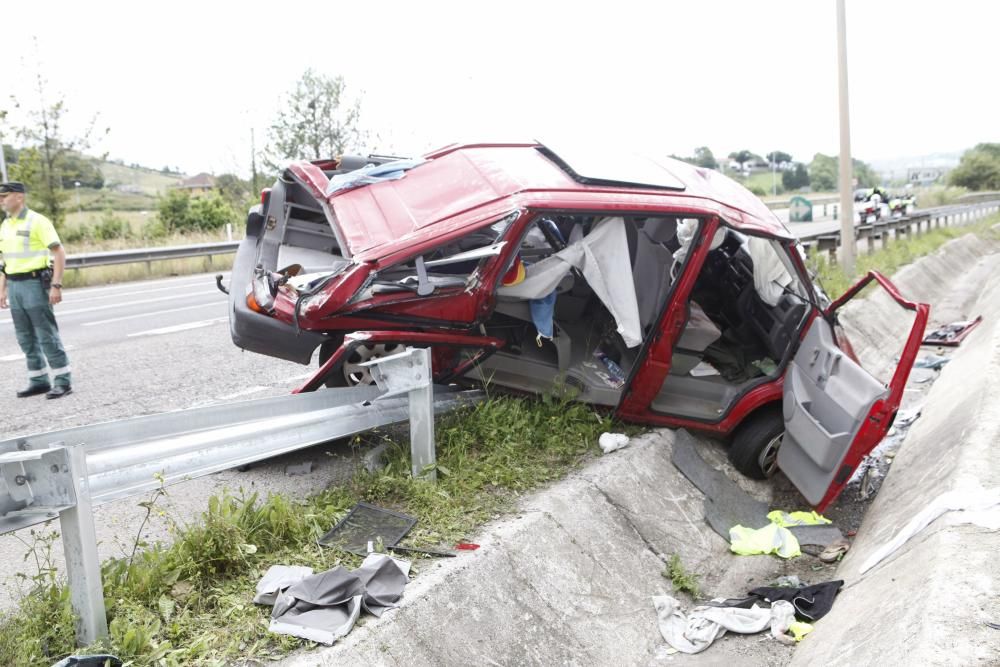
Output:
[318, 338, 409, 387]
[728, 407, 784, 480]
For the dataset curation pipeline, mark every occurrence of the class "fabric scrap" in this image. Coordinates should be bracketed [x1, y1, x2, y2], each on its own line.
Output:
[860, 487, 1000, 574]
[325, 158, 427, 196]
[767, 510, 832, 527]
[748, 580, 844, 621]
[254, 565, 314, 606]
[269, 554, 409, 645]
[599, 432, 630, 454]
[729, 523, 801, 558]
[769, 599, 797, 645]
[789, 621, 814, 641]
[653, 595, 796, 654]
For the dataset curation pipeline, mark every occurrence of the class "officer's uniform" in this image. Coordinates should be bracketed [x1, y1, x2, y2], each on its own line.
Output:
[0, 202, 72, 392]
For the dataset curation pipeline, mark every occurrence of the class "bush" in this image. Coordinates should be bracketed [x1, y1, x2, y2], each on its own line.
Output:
[92, 210, 133, 241]
[157, 190, 238, 233]
[747, 184, 767, 196]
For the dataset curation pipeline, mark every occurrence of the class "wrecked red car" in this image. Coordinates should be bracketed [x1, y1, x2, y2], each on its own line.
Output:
[228, 142, 928, 511]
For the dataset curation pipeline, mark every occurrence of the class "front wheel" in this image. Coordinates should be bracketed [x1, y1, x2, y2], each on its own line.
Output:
[728, 407, 784, 480]
[317, 338, 410, 387]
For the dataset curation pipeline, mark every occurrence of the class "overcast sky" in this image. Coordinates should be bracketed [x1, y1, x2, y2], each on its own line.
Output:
[4, 0, 997, 177]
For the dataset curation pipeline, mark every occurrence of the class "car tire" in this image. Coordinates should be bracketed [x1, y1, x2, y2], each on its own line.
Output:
[728, 406, 784, 480]
[318, 338, 410, 388]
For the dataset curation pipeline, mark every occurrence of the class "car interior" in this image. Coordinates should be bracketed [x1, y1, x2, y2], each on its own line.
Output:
[471, 214, 813, 421]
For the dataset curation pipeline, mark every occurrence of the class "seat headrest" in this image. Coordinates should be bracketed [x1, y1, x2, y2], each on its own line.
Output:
[642, 218, 677, 243]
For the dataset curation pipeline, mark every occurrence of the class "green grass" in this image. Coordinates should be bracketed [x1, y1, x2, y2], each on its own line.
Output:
[663, 554, 700, 598]
[98, 161, 183, 196]
[0, 394, 622, 666]
[810, 213, 1000, 299]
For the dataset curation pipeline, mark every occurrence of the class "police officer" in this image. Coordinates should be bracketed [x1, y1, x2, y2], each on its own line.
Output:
[0, 182, 73, 398]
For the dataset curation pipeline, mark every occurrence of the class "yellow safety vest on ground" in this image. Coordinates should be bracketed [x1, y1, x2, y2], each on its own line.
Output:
[0, 208, 61, 274]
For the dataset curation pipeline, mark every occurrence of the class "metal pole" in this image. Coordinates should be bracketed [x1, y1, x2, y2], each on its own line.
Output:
[60, 443, 109, 644]
[836, 0, 856, 277]
[0, 136, 8, 183]
[408, 348, 436, 482]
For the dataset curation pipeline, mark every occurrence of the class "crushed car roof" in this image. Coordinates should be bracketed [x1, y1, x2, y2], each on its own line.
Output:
[289, 142, 792, 261]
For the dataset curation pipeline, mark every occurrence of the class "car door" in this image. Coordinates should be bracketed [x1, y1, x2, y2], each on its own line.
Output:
[777, 271, 929, 512]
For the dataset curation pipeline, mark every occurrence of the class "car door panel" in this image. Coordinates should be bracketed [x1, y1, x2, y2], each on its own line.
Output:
[779, 271, 929, 511]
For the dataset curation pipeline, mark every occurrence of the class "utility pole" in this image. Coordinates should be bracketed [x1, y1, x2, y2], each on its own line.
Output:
[836, 0, 856, 276]
[250, 128, 260, 195]
[0, 124, 8, 182]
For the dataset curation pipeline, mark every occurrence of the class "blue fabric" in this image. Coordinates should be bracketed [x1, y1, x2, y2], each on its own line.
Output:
[326, 158, 427, 196]
[529, 291, 557, 339]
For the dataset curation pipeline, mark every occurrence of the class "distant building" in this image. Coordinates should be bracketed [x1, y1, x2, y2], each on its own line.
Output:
[174, 172, 217, 196]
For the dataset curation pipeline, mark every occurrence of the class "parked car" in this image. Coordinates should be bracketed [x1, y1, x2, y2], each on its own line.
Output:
[227, 142, 928, 511]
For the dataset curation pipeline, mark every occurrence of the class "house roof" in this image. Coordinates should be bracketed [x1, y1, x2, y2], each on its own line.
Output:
[177, 172, 216, 189]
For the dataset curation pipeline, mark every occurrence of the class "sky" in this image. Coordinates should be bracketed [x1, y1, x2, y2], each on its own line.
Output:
[3, 0, 997, 177]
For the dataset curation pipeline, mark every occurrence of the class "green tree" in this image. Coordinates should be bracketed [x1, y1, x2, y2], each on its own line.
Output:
[265, 69, 364, 168]
[782, 162, 810, 190]
[157, 190, 238, 233]
[729, 150, 757, 166]
[692, 146, 718, 169]
[808, 153, 877, 191]
[949, 143, 1000, 190]
[156, 189, 191, 232]
[766, 151, 792, 165]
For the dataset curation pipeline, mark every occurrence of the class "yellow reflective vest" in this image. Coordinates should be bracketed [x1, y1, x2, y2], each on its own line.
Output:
[0, 208, 61, 275]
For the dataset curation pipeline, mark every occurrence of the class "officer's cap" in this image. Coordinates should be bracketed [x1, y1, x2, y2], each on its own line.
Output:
[0, 182, 26, 194]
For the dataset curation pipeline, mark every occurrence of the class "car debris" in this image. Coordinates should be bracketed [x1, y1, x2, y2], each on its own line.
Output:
[318, 502, 417, 555]
[922, 316, 982, 346]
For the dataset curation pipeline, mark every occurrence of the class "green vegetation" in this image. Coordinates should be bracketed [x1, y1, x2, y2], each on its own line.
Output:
[663, 554, 701, 598]
[809, 212, 1000, 298]
[949, 143, 1000, 191]
[156, 190, 240, 234]
[0, 394, 620, 666]
[808, 153, 878, 192]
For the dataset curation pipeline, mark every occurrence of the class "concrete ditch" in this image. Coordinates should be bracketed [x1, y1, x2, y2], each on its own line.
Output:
[282, 228, 1000, 666]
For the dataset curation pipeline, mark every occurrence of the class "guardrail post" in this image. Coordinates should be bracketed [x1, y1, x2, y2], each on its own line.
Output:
[407, 348, 436, 482]
[61, 443, 109, 645]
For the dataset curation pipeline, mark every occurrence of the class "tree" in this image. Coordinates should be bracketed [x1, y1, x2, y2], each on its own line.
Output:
[157, 190, 239, 233]
[691, 146, 718, 170]
[808, 153, 878, 191]
[782, 163, 810, 190]
[949, 143, 1000, 191]
[265, 69, 364, 168]
[766, 151, 792, 165]
[12, 70, 107, 223]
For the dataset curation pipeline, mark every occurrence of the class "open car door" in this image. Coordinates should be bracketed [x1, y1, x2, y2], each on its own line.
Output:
[777, 271, 929, 512]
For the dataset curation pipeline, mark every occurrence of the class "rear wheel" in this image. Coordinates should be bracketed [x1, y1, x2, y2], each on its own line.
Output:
[729, 407, 784, 480]
[317, 338, 409, 387]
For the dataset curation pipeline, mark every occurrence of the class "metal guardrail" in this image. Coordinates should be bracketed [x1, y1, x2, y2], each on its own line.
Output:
[795, 200, 1000, 260]
[0, 348, 479, 644]
[764, 194, 839, 211]
[66, 240, 239, 269]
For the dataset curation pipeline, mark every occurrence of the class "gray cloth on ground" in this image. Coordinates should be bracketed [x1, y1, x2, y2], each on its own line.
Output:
[653, 595, 796, 654]
[496, 216, 643, 347]
[253, 564, 314, 605]
[269, 554, 410, 645]
[671, 429, 770, 539]
[788, 524, 844, 548]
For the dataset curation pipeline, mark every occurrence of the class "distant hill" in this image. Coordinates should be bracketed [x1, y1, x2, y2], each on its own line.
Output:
[99, 159, 184, 196]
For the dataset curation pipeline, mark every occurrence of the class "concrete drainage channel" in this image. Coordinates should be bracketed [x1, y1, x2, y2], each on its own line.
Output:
[277, 228, 1000, 666]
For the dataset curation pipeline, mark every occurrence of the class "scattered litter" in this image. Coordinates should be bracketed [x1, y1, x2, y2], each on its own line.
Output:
[318, 502, 418, 555]
[455, 542, 480, 551]
[51, 656, 123, 667]
[985, 621, 1000, 631]
[388, 544, 456, 558]
[689, 361, 720, 377]
[769, 599, 798, 645]
[818, 537, 851, 563]
[268, 553, 410, 645]
[922, 315, 982, 346]
[254, 565, 314, 605]
[860, 487, 1000, 574]
[285, 461, 314, 476]
[729, 523, 801, 559]
[913, 354, 951, 370]
[789, 524, 844, 549]
[788, 621, 814, 642]
[767, 510, 831, 528]
[893, 407, 922, 430]
[748, 580, 844, 621]
[771, 575, 801, 588]
[599, 432, 630, 454]
[652, 595, 796, 654]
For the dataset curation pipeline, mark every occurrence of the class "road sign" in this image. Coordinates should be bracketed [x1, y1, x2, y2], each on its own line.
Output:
[789, 195, 813, 222]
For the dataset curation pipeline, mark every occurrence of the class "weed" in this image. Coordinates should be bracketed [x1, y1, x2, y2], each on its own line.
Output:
[663, 553, 701, 598]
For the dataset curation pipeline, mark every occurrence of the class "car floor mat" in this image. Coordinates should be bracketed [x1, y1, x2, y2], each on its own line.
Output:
[671, 429, 770, 540]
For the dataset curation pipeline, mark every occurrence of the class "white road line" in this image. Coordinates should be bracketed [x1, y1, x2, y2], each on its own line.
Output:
[280, 372, 316, 383]
[66, 273, 230, 297]
[216, 385, 271, 400]
[127, 317, 228, 337]
[1, 344, 77, 363]
[83, 301, 225, 327]
[0, 290, 222, 326]
[65, 280, 228, 305]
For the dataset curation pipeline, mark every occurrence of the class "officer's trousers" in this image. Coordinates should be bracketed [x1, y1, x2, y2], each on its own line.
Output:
[8, 278, 72, 388]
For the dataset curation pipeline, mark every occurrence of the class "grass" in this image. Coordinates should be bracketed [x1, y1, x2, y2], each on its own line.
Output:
[0, 393, 621, 666]
[62, 255, 235, 289]
[663, 554, 700, 598]
[810, 212, 1000, 299]
[98, 161, 183, 196]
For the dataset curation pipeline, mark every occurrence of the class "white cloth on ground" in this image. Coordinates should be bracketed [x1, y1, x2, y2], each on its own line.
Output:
[653, 595, 797, 654]
[497, 217, 643, 347]
[860, 486, 1000, 574]
[598, 432, 630, 454]
[253, 565, 314, 605]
